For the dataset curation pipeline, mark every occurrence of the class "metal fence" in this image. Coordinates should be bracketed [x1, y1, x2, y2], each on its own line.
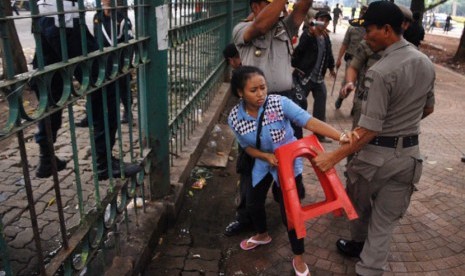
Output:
[0, 0, 248, 274]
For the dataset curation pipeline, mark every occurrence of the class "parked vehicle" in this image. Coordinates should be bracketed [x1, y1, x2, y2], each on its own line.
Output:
[425, 13, 454, 30]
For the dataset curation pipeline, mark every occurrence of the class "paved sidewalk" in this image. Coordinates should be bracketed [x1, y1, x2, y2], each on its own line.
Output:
[145, 26, 465, 275]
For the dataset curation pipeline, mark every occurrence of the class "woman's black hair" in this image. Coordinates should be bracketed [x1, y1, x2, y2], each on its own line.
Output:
[230, 66, 265, 98]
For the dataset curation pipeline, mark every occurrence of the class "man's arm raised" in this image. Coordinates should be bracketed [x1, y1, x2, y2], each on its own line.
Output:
[243, 0, 288, 43]
[288, 0, 313, 27]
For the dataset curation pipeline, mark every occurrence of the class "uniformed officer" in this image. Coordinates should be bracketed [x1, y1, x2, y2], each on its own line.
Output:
[339, 40, 382, 165]
[76, 0, 134, 127]
[313, 2, 435, 275]
[33, 0, 140, 180]
[232, 0, 312, 139]
[334, 5, 367, 110]
[33, 0, 97, 178]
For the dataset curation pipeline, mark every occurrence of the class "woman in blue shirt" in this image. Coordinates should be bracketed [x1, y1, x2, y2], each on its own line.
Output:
[228, 66, 351, 275]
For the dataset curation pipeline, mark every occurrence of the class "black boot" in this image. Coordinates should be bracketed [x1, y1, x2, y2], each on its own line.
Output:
[336, 239, 364, 258]
[335, 97, 344, 109]
[97, 156, 142, 180]
[121, 111, 129, 124]
[75, 116, 89, 128]
[36, 146, 67, 178]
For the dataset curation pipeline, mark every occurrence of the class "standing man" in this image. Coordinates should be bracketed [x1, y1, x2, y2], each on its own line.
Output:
[292, 10, 336, 143]
[76, 0, 134, 127]
[332, 3, 342, 33]
[33, 0, 96, 177]
[444, 14, 452, 34]
[313, 2, 435, 275]
[351, 5, 356, 19]
[11, 0, 19, 15]
[233, 0, 312, 139]
[334, 5, 367, 110]
[222, 43, 242, 70]
[33, 0, 140, 180]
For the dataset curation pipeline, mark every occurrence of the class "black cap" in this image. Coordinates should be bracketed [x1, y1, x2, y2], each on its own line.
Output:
[349, 1, 403, 29]
[249, 0, 271, 5]
[315, 10, 332, 21]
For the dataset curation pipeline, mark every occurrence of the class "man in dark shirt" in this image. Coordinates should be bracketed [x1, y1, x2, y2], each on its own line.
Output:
[332, 3, 343, 33]
[76, 0, 134, 126]
[292, 10, 336, 143]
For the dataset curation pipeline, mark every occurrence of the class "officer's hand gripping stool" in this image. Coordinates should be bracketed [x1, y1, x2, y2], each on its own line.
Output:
[275, 135, 358, 239]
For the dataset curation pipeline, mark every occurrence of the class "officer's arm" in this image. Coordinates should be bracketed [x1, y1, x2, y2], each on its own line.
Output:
[340, 66, 358, 97]
[336, 44, 347, 69]
[243, 0, 287, 43]
[313, 127, 378, 172]
[288, 0, 313, 28]
[345, 66, 358, 83]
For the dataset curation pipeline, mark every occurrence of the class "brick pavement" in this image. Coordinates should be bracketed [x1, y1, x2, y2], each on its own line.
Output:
[144, 26, 465, 275]
[0, 97, 141, 275]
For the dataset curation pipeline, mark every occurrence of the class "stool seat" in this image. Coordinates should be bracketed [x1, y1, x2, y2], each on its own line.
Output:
[275, 135, 358, 239]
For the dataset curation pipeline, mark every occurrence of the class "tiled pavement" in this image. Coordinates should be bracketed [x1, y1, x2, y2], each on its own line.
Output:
[144, 27, 465, 275]
[0, 97, 142, 275]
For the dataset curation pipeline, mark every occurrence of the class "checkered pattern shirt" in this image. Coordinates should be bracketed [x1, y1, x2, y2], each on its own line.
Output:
[228, 95, 312, 186]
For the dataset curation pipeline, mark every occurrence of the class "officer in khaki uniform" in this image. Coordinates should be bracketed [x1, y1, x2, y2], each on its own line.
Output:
[342, 40, 382, 131]
[334, 5, 368, 110]
[233, 0, 312, 139]
[313, 2, 435, 275]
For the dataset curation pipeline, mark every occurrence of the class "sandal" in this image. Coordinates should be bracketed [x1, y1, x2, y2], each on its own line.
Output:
[292, 259, 310, 276]
[239, 236, 272, 251]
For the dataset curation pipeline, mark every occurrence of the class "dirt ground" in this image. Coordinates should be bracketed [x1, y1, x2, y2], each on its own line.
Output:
[420, 33, 464, 75]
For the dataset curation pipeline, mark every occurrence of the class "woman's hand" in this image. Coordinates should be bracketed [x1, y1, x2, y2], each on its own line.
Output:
[263, 153, 279, 167]
[339, 129, 360, 144]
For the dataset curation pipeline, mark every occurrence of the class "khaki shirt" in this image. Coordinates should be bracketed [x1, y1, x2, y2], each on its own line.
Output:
[342, 26, 366, 56]
[359, 39, 435, 136]
[233, 17, 298, 92]
[350, 41, 382, 95]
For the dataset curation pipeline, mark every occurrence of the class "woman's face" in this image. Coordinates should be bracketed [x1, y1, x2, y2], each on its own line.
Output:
[238, 73, 267, 110]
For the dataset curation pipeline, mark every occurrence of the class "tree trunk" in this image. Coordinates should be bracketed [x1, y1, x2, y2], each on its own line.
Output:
[410, 0, 425, 13]
[0, 0, 28, 80]
[454, 23, 465, 62]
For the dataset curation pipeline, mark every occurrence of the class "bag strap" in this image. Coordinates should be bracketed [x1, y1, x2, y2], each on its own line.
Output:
[255, 97, 268, 150]
[279, 17, 295, 54]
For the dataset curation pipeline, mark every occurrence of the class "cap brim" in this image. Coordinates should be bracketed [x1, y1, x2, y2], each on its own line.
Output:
[349, 18, 366, 27]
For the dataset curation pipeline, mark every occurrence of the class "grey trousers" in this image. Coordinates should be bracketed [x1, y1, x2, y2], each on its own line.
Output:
[346, 143, 423, 276]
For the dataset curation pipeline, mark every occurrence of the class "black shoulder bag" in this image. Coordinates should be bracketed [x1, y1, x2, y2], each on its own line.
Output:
[236, 99, 268, 175]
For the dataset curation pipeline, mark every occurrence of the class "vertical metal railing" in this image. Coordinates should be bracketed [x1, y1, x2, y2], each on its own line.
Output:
[0, 0, 249, 275]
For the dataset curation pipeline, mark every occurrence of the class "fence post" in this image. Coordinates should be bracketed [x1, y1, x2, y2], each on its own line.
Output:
[226, 0, 233, 44]
[140, 0, 170, 198]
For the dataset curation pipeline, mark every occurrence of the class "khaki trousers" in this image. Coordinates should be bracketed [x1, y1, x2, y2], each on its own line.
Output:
[346, 143, 423, 275]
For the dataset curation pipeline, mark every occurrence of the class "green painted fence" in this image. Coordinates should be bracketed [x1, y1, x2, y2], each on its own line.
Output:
[0, 0, 248, 274]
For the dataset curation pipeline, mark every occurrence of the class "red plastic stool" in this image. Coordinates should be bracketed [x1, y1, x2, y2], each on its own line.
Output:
[275, 135, 358, 239]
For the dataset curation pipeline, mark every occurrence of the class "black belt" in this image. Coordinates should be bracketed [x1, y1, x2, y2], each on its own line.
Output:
[369, 135, 418, 148]
[344, 53, 353, 62]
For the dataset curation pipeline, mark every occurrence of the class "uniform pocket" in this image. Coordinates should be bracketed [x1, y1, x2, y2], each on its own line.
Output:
[347, 150, 385, 183]
[411, 157, 423, 184]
